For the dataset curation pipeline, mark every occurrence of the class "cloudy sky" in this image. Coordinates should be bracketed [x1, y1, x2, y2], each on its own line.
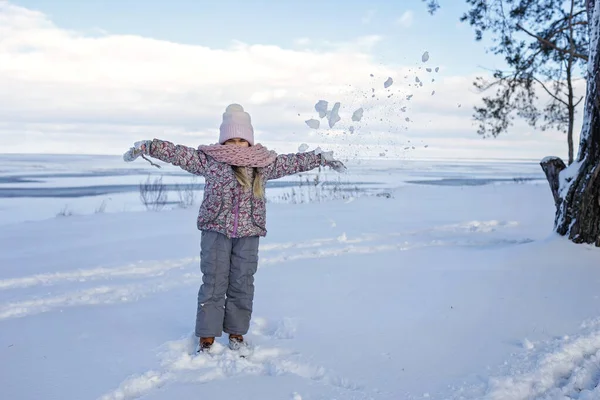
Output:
[0, 0, 587, 160]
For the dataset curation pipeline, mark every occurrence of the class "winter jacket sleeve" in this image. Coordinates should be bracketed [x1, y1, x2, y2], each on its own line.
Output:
[262, 151, 323, 180]
[148, 139, 209, 176]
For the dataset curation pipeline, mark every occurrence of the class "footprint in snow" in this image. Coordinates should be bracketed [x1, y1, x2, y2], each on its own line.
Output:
[251, 317, 298, 340]
[99, 331, 364, 400]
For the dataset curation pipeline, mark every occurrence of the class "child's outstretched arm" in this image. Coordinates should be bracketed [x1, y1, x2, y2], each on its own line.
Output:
[263, 148, 346, 180]
[123, 139, 209, 176]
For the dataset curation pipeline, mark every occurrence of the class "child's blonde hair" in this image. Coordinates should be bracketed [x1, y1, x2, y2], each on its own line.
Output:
[233, 166, 264, 198]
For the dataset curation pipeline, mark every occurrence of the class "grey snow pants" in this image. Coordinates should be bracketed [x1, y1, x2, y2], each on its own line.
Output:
[195, 230, 260, 338]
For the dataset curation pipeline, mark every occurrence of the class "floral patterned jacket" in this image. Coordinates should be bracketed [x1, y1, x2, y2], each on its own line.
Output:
[148, 139, 326, 238]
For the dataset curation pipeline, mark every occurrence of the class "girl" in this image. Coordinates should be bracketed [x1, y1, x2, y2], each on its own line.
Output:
[123, 104, 346, 353]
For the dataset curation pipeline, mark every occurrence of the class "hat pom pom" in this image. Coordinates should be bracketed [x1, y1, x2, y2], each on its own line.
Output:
[225, 104, 245, 113]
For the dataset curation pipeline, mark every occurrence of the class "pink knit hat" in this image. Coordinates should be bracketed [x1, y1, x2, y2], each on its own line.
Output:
[219, 104, 255, 145]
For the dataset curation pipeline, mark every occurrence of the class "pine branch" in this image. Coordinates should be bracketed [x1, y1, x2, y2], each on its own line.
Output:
[532, 76, 570, 106]
[546, 10, 588, 36]
[516, 23, 589, 61]
[547, 20, 588, 39]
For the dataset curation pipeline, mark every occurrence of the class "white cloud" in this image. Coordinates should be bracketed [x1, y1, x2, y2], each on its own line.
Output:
[0, 2, 581, 161]
[362, 9, 376, 25]
[354, 34, 384, 49]
[294, 37, 311, 46]
[396, 11, 414, 28]
[308, 34, 385, 53]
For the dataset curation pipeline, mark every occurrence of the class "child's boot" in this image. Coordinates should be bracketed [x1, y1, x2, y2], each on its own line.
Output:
[228, 334, 244, 350]
[198, 337, 214, 353]
[228, 334, 252, 357]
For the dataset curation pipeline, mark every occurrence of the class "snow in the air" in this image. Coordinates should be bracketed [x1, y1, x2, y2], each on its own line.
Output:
[351, 108, 364, 122]
[327, 102, 341, 128]
[298, 51, 440, 139]
[297, 143, 309, 153]
[314, 100, 328, 119]
[304, 119, 319, 129]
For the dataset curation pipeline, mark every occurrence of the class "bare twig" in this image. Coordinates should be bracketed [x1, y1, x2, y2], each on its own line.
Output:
[139, 176, 168, 211]
[516, 23, 589, 61]
[141, 154, 161, 169]
[532, 76, 570, 106]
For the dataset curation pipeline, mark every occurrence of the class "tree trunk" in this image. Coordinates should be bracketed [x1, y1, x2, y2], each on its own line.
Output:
[567, 76, 575, 166]
[541, 0, 600, 246]
[540, 157, 567, 207]
[567, 0, 576, 166]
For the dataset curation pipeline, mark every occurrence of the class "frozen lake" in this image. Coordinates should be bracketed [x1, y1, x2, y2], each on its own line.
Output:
[0, 154, 546, 226]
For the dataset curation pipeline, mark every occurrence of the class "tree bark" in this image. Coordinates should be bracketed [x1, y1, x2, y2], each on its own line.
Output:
[542, 0, 600, 247]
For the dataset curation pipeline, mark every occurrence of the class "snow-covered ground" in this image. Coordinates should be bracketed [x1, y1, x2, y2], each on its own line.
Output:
[1, 155, 600, 400]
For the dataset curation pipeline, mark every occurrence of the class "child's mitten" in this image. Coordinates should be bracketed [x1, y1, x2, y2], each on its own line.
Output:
[123, 140, 151, 162]
[327, 160, 347, 173]
[315, 147, 346, 173]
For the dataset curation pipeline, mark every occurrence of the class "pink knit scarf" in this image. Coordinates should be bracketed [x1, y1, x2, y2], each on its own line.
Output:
[197, 143, 278, 167]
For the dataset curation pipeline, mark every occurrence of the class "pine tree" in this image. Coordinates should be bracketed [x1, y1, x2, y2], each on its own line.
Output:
[461, 0, 589, 165]
[426, 0, 600, 246]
